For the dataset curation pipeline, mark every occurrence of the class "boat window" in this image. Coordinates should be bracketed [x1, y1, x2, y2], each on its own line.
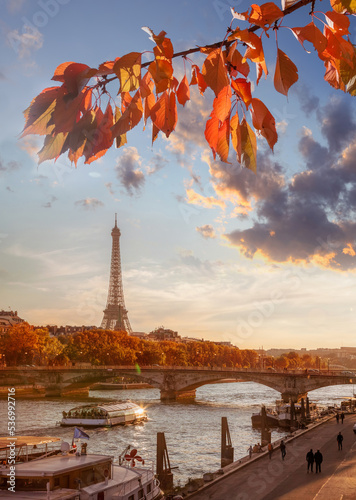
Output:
[138, 488, 144, 499]
[146, 483, 152, 493]
[128, 495, 135, 500]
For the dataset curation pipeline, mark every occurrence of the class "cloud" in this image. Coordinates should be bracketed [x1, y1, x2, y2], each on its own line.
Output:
[293, 83, 320, 117]
[7, 25, 43, 61]
[223, 97, 356, 271]
[105, 182, 115, 196]
[74, 198, 104, 211]
[196, 224, 216, 239]
[115, 147, 145, 196]
[147, 152, 168, 175]
[42, 196, 58, 208]
[6, 186, 14, 193]
[0, 158, 21, 173]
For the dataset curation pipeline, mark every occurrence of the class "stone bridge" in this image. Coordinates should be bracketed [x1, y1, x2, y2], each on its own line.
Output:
[1, 366, 355, 402]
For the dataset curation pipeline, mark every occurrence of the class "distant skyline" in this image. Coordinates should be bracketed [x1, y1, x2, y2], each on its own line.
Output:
[1, 0, 356, 350]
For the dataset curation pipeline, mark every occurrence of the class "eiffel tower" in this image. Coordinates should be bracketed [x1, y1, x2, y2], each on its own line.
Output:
[100, 214, 132, 333]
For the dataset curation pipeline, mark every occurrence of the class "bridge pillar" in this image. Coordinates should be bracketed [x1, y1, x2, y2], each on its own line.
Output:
[281, 392, 307, 403]
[160, 389, 196, 402]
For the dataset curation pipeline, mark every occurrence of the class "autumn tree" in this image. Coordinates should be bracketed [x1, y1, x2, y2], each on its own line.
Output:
[21, 0, 356, 173]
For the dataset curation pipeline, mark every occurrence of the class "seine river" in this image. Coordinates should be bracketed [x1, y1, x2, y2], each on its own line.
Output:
[0, 382, 354, 487]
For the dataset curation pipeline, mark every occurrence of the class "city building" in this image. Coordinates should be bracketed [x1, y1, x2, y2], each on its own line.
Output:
[0, 310, 25, 335]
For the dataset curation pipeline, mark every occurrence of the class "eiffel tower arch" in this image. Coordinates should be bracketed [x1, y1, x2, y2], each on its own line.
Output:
[100, 215, 132, 333]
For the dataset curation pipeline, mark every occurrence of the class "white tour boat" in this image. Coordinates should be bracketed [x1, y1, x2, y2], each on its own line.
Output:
[0, 436, 164, 500]
[61, 401, 147, 427]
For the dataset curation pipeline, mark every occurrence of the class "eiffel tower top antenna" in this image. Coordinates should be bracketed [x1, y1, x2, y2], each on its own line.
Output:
[100, 215, 132, 333]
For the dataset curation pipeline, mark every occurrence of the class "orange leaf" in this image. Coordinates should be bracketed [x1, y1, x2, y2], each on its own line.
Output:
[274, 48, 298, 96]
[230, 113, 242, 163]
[65, 109, 97, 166]
[227, 42, 250, 78]
[114, 107, 128, 148]
[52, 88, 92, 134]
[291, 23, 328, 54]
[150, 91, 177, 138]
[231, 78, 252, 107]
[330, 0, 356, 14]
[84, 104, 114, 164]
[111, 91, 143, 138]
[213, 85, 232, 122]
[249, 3, 283, 30]
[321, 27, 354, 66]
[148, 58, 173, 88]
[52, 62, 91, 96]
[114, 52, 141, 92]
[204, 110, 230, 163]
[144, 92, 156, 125]
[231, 29, 267, 83]
[250, 98, 277, 151]
[324, 10, 350, 35]
[140, 72, 155, 98]
[176, 75, 190, 106]
[240, 118, 257, 172]
[190, 65, 208, 94]
[202, 48, 229, 97]
[22, 86, 62, 137]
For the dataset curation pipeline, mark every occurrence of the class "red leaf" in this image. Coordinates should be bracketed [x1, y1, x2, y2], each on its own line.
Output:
[231, 78, 252, 107]
[250, 98, 277, 151]
[150, 91, 177, 138]
[84, 104, 114, 164]
[204, 110, 230, 163]
[176, 75, 190, 106]
[227, 42, 250, 78]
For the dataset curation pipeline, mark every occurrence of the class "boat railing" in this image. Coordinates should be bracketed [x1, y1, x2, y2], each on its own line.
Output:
[112, 466, 154, 496]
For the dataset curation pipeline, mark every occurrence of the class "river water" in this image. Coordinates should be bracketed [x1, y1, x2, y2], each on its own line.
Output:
[0, 382, 354, 487]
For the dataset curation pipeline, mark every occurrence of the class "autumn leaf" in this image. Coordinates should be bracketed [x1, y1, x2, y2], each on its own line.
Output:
[274, 48, 298, 96]
[240, 118, 257, 172]
[291, 23, 328, 54]
[176, 75, 190, 106]
[322, 27, 354, 67]
[140, 72, 155, 98]
[231, 78, 252, 107]
[230, 29, 268, 83]
[248, 2, 283, 30]
[330, 0, 356, 14]
[213, 85, 232, 122]
[38, 132, 68, 164]
[111, 91, 143, 138]
[190, 65, 208, 94]
[204, 110, 230, 163]
[84, 104, 114, 164]
[324, 10, 350, 35]
[144, 92, 156, 125]
[150, 91, 177, 137]
[230, 113, 242, 162]
[250, 98, 277, 151]
[114, 106, 127, 148]
[227, 42, 250, 78]
[202, 48, 229, 97]
[52, 62, 91, 96]
[114, 52, 142, 92]
[22, 86, 61, 137]
[50, 88, 92, 134]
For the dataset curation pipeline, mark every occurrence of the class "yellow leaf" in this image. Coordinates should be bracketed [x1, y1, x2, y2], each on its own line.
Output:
[274, 48, 298, 96]
[114, 52, 141, 92]
[38, 132, 68, 164]
[230, 114, 242, 163]
[240, 119, 257, 172]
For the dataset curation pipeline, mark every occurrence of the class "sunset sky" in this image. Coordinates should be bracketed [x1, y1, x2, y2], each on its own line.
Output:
[1, 0, 356, 350]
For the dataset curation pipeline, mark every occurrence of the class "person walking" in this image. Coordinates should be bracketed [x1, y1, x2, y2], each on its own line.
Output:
[306, 449, 314, 473]
[336, 413, 339, 424]
[280, 440, 286, 460]
[314, 450, 323, 473]
[247, 445, 253, 459]
[340, 412, 345, 424]
[268, 442, 274, 459]
[337, 431, 343, 450]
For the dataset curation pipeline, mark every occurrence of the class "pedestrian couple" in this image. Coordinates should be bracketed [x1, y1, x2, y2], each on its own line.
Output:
[306, 449, 323, 473]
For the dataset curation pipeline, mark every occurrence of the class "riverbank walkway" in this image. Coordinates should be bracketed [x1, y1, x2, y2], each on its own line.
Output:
[186, 413, 356, 500]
